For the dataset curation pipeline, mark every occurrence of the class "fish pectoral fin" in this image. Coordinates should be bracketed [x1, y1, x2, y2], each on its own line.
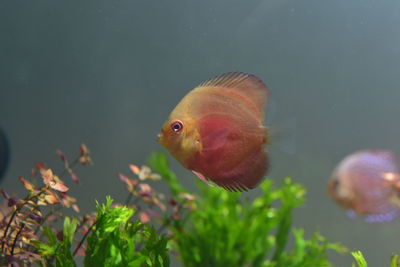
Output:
[192, 170, 248, 192]
[192, 171, 214, 187]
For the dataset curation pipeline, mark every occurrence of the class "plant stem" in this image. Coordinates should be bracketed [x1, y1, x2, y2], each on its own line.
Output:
[156, 218, 170, 236]
[33, 205, 62, 236]
[11, 223, 25, 256]
[60, 158, 79, 179]
[124, 193, 133, 205]
[1, 189, 45, 253]
[73, 219, 96, 256]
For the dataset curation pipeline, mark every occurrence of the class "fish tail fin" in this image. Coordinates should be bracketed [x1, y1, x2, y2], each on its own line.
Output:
[268, 118, 297, 155]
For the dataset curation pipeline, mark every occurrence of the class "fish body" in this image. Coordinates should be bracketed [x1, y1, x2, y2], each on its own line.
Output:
[327, 150, 400, 222]
[0, 128, 10, 182]
[158, 72, 269, 191]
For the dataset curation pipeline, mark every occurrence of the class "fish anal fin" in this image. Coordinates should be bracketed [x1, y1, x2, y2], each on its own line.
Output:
[364, 209, 400, 223]
[347, 208, 400, 223]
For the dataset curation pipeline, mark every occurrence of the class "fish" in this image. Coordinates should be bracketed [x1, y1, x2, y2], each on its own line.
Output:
[0, 128, 10, 182]
[327, 150, 400, 223]
[158, 72, 270, 192]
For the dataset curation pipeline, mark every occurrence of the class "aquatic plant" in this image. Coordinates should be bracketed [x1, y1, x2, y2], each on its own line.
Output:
[0, 145, 91, 266]
[150, 152, 346, 267]
[0, 146, 346, 266]
[351, 250, 400, 267]
[84, 197, 169, 267]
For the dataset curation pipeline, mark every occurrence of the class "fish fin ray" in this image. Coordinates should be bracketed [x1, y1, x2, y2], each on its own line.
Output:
[199, 72, 249, 88]
[197, 72, 269, 118]
[219, 181, 248, 192]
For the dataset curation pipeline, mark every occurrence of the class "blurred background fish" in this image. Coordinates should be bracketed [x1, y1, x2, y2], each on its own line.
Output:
[327, 150, 400, 223]
[158, 72, 269, 192]
[0, 128, 10, 182]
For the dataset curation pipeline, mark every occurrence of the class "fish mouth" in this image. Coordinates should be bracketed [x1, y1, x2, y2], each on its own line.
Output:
[157, 133, 163, 144]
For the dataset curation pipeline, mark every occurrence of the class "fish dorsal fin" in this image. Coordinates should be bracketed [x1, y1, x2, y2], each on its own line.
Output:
[199, 72, 251, 87]
[197, 72, 269, 119]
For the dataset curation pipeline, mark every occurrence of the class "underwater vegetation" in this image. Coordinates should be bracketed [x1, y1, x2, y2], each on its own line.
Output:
[0, 145, 398, 266]
[351, 250, 400, 267]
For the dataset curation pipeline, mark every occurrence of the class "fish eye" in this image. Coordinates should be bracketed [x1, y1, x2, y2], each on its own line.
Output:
[330, 179, 340, 189]
[333, 179, 339, 186]
[171, 120, 183, 133]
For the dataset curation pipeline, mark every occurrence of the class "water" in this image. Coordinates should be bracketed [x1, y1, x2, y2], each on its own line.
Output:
[1, 0, 400, 265]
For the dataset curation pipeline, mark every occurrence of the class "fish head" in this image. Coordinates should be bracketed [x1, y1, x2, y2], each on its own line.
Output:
[327, 171, 356, 210]
[158, 114, 201, 167]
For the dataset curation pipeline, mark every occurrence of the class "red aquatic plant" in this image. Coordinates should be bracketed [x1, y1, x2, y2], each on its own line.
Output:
[0, 144, 92, 265]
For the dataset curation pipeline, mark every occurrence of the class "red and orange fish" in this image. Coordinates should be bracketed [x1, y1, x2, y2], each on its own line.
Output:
[327, 150, 400, 223]
[158, 72, 270, 191]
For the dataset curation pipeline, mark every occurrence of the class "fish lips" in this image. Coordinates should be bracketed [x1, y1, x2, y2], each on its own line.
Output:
[157, 133, 163, 143]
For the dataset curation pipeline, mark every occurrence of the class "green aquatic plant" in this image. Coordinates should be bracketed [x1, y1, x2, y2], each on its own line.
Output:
[351, 250, 400, 267]
[0, 146, 347, 266]
[28, 197, 169, 267]
[32, 217, 78, 267]
[150, 152, 346, 267]
[84, 196, 169, 267]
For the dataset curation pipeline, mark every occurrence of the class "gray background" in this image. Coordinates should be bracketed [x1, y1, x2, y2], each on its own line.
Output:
[1, 0, 400, 266]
